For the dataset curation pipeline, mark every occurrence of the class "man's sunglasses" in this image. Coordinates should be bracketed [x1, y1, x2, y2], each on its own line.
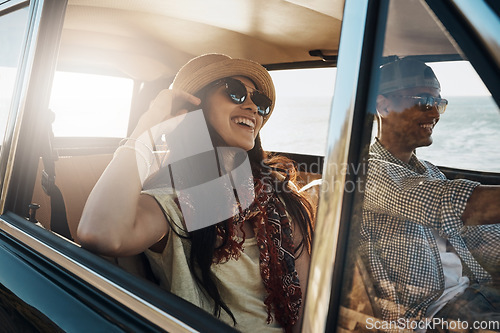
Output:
[391, 95, 448, 114]
[211, 77, 272, 117]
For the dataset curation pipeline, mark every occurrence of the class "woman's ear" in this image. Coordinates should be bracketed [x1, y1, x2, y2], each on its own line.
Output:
[376, 94, 390, 117]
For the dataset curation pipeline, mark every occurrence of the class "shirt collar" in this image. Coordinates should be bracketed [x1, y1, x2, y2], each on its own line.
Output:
[370, 138, 427, 174]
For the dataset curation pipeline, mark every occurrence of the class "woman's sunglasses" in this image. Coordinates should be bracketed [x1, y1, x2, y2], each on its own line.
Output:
[211, 77, 272, 117]
[390, 95, 448, 114]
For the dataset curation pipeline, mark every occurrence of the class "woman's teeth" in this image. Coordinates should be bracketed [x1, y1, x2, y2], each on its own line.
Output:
[232, 117, 255, 129]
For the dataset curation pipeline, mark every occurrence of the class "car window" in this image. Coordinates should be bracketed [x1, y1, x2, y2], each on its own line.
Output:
[49, 71, 134, 137]
[3, 0, 340, 331]
[335, 1, 500, 332]
[369, 60, 500, 173]
[0, 5, 30, 145]
[417, 61, 500, 173]
[260, 68, 336, 156]
[34, 37, 333, 333]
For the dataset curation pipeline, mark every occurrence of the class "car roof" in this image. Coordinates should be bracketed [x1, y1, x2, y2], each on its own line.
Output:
[58, 0, 459, 80]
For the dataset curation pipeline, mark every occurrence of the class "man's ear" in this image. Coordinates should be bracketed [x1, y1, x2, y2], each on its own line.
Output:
[376, 94, 390, 117]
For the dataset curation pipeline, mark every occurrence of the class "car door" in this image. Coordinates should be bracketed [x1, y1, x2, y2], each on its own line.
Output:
[0, 0, 235, 331]
[0, 1, 64, 330]
[303, 0, 500, 332]
[0, 0, 338, 331]
[2, 0, 498, 332]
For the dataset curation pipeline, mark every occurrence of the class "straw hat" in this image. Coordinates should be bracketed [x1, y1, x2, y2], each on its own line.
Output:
[379, 58, 440, 95]
[171, 53, 276, 123]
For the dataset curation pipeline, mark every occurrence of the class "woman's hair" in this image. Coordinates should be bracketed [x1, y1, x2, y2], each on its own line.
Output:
[186, 135, 314, 323]
[144, 78, 315, 323]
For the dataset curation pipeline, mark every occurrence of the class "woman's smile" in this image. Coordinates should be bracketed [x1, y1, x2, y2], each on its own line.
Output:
[204, 75, 264, 151]
[231, 116, 256, 131]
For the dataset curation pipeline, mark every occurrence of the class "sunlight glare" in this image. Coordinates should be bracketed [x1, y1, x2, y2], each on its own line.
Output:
[49, 72, 133, 137]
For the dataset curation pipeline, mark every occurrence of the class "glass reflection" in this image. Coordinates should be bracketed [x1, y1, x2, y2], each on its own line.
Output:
[337, 1, 500, 332]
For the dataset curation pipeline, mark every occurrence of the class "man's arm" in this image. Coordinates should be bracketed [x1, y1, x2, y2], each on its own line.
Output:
[462, 185, 500, 226]
[365, 160, 476, 230]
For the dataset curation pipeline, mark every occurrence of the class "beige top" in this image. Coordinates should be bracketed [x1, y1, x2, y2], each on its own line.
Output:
[143, 187, 282, 332]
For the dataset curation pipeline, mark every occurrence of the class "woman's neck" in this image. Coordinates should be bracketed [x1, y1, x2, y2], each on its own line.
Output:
[216, 147, 246, 174]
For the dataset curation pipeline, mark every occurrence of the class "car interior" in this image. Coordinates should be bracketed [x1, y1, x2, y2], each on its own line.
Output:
[29, 0, 347, 275]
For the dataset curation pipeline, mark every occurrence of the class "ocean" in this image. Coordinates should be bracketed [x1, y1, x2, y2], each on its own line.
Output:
[417, 95, 500, 173]
[261, 95, 500, 173]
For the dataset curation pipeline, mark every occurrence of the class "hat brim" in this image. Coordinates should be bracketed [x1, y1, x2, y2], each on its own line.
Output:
[172, 56, 275, 123]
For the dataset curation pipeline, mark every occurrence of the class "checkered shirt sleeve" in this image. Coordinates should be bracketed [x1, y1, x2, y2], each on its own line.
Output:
[364, 142, 479, 236]
[360, 140, 498, 323]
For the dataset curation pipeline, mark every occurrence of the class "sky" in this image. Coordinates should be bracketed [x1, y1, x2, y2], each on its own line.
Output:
[429, 61, 490, 96]
[269, 61, 491, 98]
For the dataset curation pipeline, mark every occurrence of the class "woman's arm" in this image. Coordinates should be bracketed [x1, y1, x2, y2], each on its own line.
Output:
[77, 89, 200, 256]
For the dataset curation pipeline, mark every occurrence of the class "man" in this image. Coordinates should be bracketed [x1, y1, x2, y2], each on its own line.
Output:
[360, 58, 500, 330]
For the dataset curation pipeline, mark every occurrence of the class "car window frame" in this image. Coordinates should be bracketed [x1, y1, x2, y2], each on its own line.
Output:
[0, 0, 236, 331]
[308, 0, 500, 331]
[302, 0, 389, 331]
[2, 0, 498, 331]
[426, 0, 500, 104]
[0, 0, 33, 209]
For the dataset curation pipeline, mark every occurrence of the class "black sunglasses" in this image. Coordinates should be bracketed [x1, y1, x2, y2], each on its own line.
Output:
[211, 77, 272, 117]
[390, 95, 448, 114]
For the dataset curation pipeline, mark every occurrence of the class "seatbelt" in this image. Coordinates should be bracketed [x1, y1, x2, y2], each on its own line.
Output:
[41, 110, 73, 240]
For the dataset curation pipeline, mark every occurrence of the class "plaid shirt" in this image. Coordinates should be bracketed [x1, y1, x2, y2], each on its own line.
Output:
[360, 140, 499, 322]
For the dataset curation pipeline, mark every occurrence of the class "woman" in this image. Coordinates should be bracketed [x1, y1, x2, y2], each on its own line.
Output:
[78, 54, 314, 333]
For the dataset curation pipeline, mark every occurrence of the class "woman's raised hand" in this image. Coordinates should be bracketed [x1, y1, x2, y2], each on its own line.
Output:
[78, 88, 200, 255]
[132, 89, 201, 139]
